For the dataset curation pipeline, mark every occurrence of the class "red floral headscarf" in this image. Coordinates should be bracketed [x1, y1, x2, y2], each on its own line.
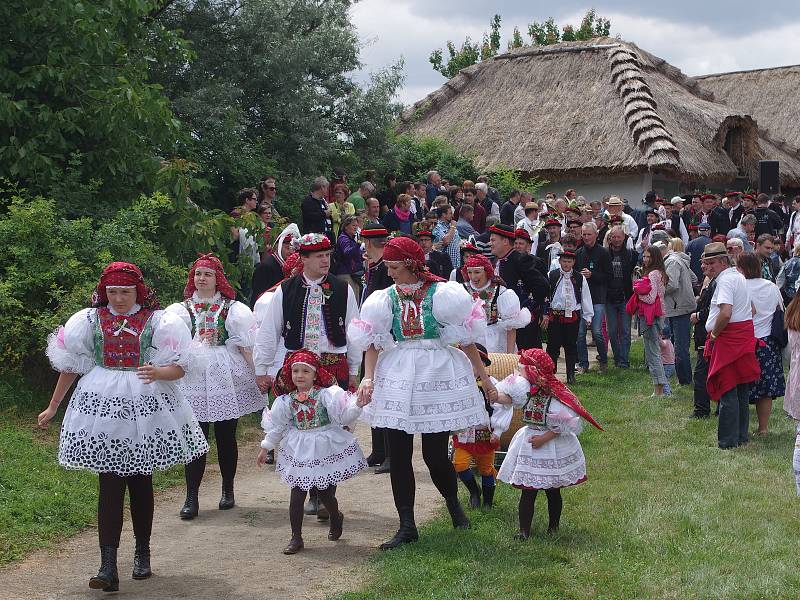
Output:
[281, 252, 304, 278]
[273, 349, 338, 396]
[183, 253, 237, 300]
[518, 349, 604, 431]
[92, 262, 160, 309]
[460, 253, 505, 286]
[382, 236, 445, 283]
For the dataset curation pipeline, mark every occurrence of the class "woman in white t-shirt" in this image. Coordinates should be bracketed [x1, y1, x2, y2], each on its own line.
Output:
[737, 254, 785, 435]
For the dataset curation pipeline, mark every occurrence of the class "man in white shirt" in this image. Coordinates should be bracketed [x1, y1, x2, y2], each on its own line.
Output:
[516, 201, 544, 246]
[540, 250, 593, 384]
[787, 195, 800, 250]
[701, 242, 760, 449]
[604, 196, 639, 241]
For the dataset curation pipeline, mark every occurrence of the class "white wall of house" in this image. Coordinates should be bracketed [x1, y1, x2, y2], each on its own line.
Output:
[535, 173, 653, 207]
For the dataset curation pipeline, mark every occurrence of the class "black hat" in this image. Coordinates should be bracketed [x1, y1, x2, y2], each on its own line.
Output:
[488, 224, 515, 240]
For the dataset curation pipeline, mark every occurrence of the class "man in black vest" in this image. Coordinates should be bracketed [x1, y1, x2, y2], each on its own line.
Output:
[254, 232, 360, 516]
[417, 229, 453, 280]
[540, 250, 594, 383]
[488, 224, 548, 349]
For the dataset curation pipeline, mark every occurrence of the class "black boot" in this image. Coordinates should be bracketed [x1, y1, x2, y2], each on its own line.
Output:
[566, 372, 576, 385]
[89, 545, 119, 592]
[460, 473, 481, 509]
[219, 479, 235, 510]
[374, 456, 391, 474]
[482, 484, 495, 509]
[445, 496, 470, 529]
[304, 490, 319, 515]
[379, 506, 419, 550]
[132, 539, 151, 580]
[179, 488, 199, 520]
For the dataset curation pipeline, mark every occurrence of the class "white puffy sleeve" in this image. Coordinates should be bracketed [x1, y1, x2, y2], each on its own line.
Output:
[260, 396, 292, 451]
[485, 376, 512, 436]
[347, 288, 394, 351]
[432, 281, 487, 345]
[322, 385, 362, 426]
[225, 301, 258, 349]
[150, 310, 208, 374]
[46, 308, 96, 374]
[496, 372, 530, 408]
[496, 287, 531, 330]
[546, 398, 583, 435]
[163, 302, 192, 332]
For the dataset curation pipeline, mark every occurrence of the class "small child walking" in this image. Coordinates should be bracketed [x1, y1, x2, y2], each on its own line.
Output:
[257, 349, 368, 554]
[659, 333, 676, 396]
[496, 349, 603, 539]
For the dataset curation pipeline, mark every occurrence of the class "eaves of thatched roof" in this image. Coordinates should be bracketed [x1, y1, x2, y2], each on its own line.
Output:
[399, 38, 800, 186]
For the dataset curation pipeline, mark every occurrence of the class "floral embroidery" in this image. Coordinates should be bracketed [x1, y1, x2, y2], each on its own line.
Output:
[388, 283, 441, 341]
[290, 388, 331, 430]
[184, 298, 230, 346]
[93, 308, 154, 370]
[522, 393, 552, 427]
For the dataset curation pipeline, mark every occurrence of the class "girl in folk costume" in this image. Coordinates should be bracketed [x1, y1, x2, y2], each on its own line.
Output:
[38, 262, 208, 592]
[452, 344, 513, 510]
[461, 254, 531, 353]
[256, 350, 369, 554]
[348, 236, 497, 550]
[496, 349, 603, 539]
[166, 254, 263, 519]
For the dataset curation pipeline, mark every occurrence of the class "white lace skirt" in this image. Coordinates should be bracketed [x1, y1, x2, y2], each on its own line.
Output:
[368, 339, 488, 434]
[58, 367, 209, 476]
[275, 425, 367, 490]
[497, 425, 586, 489]
[179, 345, 264, 422]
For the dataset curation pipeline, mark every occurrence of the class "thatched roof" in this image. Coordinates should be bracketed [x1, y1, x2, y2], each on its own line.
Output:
[399, 38, 800, 186]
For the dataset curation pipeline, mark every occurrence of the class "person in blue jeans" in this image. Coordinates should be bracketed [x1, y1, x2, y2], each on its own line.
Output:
[575, 223, 612, 372]
[663, 239, 697, 385]
[604, 226, 636, 368]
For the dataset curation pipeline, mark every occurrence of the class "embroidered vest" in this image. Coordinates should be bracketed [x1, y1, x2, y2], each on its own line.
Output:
[290, 389, 331, 430]
[93, 307, 155, 370]
[463, 282, 500, 325]
[522, 392, 553, 427]
[184, 298, 231, 346]
[548, 270, 583, 306]
[388, 282, 441, 342]
[281, 275, 348, 350]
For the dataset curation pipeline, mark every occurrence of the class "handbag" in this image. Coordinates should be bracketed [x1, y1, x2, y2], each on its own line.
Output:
[770, 308, 789, 349]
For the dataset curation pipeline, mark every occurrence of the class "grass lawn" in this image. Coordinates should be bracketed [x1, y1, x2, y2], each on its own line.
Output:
[334, 341, 800, 600]
[0, 373, 261, 565]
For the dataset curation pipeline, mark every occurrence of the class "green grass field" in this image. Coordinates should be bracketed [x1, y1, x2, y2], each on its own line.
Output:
[334, 343, 800, 600]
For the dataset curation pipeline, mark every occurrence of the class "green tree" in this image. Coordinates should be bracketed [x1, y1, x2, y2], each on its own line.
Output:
[429, 14, 501, 79]
[528, 9, 612, 47]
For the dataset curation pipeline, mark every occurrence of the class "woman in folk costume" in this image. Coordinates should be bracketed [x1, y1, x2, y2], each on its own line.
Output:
[496, 348, 603, 539]
[165, 254, 263, 519]
[461, 253, 531, 353]
[250, 223, 300, 307]
[38, 262, 208, 592]
[348, 236, 497, 549]
[257, 350, 368, 554]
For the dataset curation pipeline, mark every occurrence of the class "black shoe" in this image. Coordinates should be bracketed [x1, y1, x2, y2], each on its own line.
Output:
[219, 480, 235, 510]
[179, 488, 199, 520]
[513, 530, 530, 541]
[547, 525, 559, 535]
[375, 457, 391, 474]
[445, 496, 470, 529]
[283, 536, 304, 555]
[132, 540, 151, 580]
[316, 505, 330, 521]
[461, 474, 481, 509]
[689, 413, 709, 419]
[379, 507, 419, 550]
[265, 449, 275, 465]
[304, 494, 319, 516]
[482, 485, 495, 509]
[566, 373, 576, 385]
[328, 511, 344, 541]
[366, 453, 385, 467]
[89, 545, 119, 592]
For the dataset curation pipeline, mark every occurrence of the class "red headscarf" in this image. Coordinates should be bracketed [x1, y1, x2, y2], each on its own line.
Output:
[183, 253, 237, 300]
[282, 252, 304, 278]
[460, 253, 505, 286]
[382, 236, 445, 283]
[92, 262, 159, 309]
[518, 349, 604, 431]
[273, 349, 338, 396]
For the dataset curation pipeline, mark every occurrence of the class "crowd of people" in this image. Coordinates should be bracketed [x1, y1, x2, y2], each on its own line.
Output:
[35, 167, 800, 593]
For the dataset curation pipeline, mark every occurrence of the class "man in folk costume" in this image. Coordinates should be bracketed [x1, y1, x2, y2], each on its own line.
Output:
[700, 242, 761, 448]
[514, 228, 534, 255]
[488, 224, 549, 350]
[254, 232, 360, 515]
[516, 201, 545, 248]
[417, 229, 454, 281]
[250, 223, 300, 307]
[537, 218, 564, 273]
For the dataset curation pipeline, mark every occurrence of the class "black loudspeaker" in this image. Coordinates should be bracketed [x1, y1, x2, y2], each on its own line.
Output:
[759, 160, 780, 194]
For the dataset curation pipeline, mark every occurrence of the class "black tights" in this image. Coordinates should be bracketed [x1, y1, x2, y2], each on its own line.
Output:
[184, 419, 239, 490]
[386, 429, 457, 510]
[289, 486, 338, 537]
[518, 488, 563, 534]
[97, 473, 154, 547]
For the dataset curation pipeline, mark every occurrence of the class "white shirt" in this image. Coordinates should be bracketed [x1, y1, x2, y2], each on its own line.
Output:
[745, 278, 783, 339]
[516, 217, 542, 250]
[788, 209, 800, 246]
[658, 217, 689, 247]
[253, 274, 361, 376]
[605, 211, 639, 240]
[706, 268, 752, 332]
[551, 270, 594, 321]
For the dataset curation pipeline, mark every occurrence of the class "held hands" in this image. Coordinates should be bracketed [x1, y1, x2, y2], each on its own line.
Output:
[356, 378, 374, 406]
[348, 374, 359, 393]
[483, 379, 498, 402]
[37, 405, 57, 429]
[256, 448, 269, 467]
[256, 375, 274, 394]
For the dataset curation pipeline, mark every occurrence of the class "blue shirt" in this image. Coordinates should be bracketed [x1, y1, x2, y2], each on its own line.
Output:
[686, 235, 710, 282]
[433, 219, 462, 268]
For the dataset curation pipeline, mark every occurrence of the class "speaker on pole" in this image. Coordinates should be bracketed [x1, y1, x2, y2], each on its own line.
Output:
[759, 160, 780, 194]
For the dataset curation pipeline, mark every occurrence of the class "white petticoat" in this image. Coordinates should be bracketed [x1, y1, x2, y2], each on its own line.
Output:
[59, 367, 209, 476]
[368, 339, 489, 434]
[497, 425, 586, 489]
[275, 424, 367, 490]
[178, 345, 264, 422]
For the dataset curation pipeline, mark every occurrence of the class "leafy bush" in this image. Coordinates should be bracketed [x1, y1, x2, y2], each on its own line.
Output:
[488, 167, 548, 200]
[381, 133, 478, 184]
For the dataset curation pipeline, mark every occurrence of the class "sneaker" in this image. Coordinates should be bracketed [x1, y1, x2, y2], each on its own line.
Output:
[576, 366, 590, 375]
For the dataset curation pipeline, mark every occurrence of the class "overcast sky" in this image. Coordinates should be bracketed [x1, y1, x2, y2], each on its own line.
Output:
[350, 1, 800, 105]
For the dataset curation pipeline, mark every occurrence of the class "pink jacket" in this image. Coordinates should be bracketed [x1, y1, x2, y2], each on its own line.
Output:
[625, 274, 665, 325]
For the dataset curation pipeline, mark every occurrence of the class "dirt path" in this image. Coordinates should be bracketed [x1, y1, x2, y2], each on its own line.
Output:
[2, 425, 440, 599]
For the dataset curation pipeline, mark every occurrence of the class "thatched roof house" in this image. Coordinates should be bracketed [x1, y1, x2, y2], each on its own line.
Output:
[399, 38, 800, 199]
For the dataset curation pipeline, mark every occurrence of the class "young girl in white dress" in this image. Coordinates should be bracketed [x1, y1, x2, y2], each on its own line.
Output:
[496, 348, 603, 539]
[37, 262, 208, 592]
[165, 254, 263, 519]
[257, 349, 368, 555]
